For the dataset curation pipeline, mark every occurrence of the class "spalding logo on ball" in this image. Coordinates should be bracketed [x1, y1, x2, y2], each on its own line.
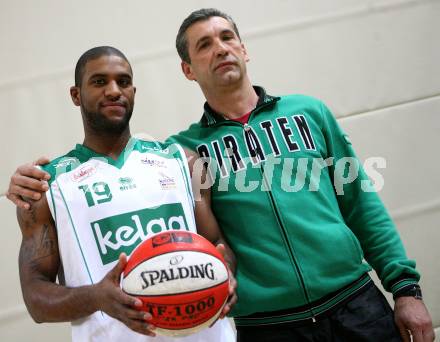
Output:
[122, 231, 229, 337]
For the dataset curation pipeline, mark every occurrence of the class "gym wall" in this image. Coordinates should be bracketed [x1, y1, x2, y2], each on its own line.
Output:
[0, 0, 438, 340]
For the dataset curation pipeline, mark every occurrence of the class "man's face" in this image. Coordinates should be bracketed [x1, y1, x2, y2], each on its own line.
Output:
[71, 55, 136, 134]
[181, 16, 249, 90]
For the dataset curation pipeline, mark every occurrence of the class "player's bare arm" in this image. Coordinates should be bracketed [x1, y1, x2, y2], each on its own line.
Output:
[185, 149, 238, 317]
[194, 183, 238, 318]
[17, 196, 156, 336]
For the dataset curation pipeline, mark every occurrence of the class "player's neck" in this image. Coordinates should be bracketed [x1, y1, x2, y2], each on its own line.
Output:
[203, 80, 258, 120]
[82, 128, 131, 160]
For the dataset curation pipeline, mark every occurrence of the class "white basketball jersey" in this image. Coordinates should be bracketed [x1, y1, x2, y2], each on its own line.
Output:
[44, 138, 235, 342]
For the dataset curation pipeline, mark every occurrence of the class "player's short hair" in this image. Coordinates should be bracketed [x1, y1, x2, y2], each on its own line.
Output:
[176, 8, 241, 64]
[74, 46, 132, 87]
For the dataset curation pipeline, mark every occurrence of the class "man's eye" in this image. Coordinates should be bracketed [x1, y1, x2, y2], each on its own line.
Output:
[93, 79, 105, 85]
[119, 79, 131, 87]
[199, 42, 209, 50]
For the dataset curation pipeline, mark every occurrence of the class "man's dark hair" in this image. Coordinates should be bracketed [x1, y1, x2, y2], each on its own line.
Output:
[74, 46, 132, 87]
[176, 8, 241, 64]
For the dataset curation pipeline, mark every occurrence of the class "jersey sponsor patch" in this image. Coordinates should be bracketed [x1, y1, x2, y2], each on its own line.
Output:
[72, 165, 97, 182]
[118, 177, 137, 191]
[91, 203, 189, 264]
[141, 157, 167, 168]
[158, 172, 177, 190]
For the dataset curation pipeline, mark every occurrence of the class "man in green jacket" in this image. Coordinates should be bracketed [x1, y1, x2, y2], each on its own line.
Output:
[169, 8, 434, 342]
[7, 8, 434, 342]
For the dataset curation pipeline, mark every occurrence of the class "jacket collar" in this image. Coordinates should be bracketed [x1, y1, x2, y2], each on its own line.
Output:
[200, 86, 280, 127]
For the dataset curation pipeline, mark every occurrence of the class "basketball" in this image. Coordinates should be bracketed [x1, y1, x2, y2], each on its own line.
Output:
[121, 231, 230, 336]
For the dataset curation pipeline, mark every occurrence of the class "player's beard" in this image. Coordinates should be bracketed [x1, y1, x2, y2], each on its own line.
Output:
[82, 107, 133, 135]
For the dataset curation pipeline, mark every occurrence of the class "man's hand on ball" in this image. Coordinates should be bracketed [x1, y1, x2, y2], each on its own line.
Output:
[92, 253, 157, 336]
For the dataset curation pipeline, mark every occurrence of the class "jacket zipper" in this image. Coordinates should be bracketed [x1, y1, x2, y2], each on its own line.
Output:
[207, 103, 317, 322]
[243, 122, 317, 323]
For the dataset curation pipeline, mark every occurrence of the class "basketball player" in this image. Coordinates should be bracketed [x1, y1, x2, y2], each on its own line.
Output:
[12, 46, 236, 342]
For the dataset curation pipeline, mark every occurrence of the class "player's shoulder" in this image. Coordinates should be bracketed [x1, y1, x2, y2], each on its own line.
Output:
[41, 149, 83, 185]
[132, 136, 187, 159]
[131, 135, 180, 151]
[130, 135, 164, 150]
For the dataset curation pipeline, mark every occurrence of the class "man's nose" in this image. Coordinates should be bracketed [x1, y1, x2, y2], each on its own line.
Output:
[104, 80, 121, 98]
[214, 39, 228, 57]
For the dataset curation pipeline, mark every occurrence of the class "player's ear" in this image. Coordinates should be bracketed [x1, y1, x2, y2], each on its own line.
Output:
[181, 61, 197, 81]
[70, 86, 80, 106]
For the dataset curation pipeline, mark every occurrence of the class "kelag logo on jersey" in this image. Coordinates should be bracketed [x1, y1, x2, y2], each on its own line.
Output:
[91, 203, 189, 264]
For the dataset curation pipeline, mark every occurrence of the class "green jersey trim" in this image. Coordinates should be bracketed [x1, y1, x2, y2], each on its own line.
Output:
[48, 186, 58, 227]
[177, 158, 194, 208]
[57, 179, 95, 285]
[74, 137, 139, 169]
[43, 138, 190, 185]
[173, 144, 194, 206]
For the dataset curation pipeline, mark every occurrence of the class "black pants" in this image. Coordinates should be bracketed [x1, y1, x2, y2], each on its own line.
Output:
[236, 284, 402, 342]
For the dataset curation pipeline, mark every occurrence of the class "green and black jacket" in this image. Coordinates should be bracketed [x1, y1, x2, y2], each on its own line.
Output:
[168, 86, 419, 326]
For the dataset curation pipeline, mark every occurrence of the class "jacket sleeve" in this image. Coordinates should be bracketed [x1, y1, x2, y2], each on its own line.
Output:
[319, 101, 420, 295]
